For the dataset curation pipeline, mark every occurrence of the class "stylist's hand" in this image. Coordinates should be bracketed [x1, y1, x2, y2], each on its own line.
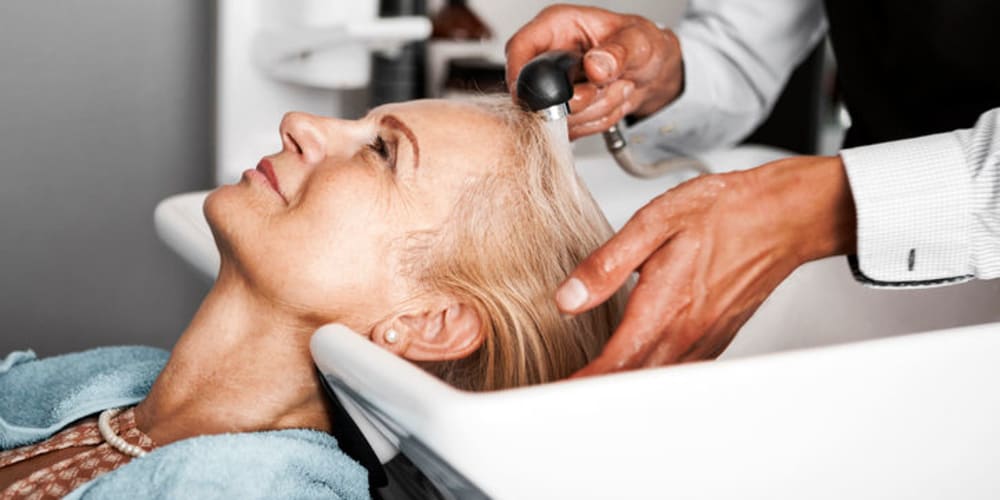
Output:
[506, 5, 684, 140]
[559, 156, 857, 375]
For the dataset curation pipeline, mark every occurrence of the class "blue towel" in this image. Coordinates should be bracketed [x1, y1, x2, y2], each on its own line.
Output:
[0, 346, 167, 449]
[0, 347, 369, 499]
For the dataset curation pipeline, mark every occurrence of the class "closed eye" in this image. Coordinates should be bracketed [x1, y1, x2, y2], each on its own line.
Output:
[366, 134, 395, 170]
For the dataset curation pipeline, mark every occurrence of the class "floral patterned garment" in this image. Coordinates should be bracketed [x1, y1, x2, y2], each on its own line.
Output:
[0, 408, 155, 499]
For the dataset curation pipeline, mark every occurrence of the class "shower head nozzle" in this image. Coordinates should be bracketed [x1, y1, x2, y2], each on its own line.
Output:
[515, 51, 582, 120]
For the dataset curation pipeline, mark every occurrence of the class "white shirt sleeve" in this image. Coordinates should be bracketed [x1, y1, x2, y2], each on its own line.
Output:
[841, 107, 1000, 288]
[623, 0, 828, 161]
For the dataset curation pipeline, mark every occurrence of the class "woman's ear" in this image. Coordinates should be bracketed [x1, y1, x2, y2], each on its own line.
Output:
[374, 302, 484, 361]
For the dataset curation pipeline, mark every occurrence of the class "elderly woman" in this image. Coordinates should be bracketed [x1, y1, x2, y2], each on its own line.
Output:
[0, 97, 627, 499]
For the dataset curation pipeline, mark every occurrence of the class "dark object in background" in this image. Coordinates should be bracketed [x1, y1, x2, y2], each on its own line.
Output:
[823, 0, 1000, 148]
[371, 0, 427, 106]
[376, 454, 447, 500]
[430, 0, 491, 40]
[442, 57, 506, 96]
[426, 0, 495, 97]
[743, 44, 825, 155]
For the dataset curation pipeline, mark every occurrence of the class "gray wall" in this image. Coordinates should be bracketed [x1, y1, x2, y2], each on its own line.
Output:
[0, 1, 214, 356]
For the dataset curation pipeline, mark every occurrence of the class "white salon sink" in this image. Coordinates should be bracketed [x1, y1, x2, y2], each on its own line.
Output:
[575, 146, 1000, 358]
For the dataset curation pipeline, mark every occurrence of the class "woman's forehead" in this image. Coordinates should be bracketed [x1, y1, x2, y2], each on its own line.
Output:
[374, 99, 504, 133]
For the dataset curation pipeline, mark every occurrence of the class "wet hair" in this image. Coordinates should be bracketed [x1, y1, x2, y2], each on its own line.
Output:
[406, 96, 629, 391]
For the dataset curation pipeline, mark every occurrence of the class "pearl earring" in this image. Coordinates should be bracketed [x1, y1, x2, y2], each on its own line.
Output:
[384, 328, 399, 344]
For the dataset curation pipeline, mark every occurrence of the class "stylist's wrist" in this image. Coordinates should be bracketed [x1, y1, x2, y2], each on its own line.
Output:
[757, 155, 857, 265]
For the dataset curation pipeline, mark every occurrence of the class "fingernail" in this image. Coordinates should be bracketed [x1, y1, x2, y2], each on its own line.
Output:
[588, 51, 615, 78]
[623, 82, 634, 99]
[556, 277, 589, 311]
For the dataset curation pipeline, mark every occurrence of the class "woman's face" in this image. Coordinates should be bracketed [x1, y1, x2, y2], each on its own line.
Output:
[205, 99, 509, 329]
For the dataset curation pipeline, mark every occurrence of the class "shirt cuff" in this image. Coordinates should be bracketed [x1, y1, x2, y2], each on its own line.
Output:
[622, 33, 723, 162]
[841, 132, 975, 288]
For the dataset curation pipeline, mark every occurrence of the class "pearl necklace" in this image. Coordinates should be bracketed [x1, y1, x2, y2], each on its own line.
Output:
[97, 408, 149, 458]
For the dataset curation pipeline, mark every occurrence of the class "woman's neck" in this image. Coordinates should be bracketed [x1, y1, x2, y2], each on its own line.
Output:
[134, 271, 338, 445]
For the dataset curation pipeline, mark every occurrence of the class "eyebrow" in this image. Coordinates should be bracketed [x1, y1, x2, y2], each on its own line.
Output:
[380, 114, 420, 169]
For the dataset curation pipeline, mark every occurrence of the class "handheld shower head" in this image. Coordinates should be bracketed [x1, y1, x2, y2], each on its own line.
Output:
[514, 50, 709, 179]
[515, 51, 582, 121]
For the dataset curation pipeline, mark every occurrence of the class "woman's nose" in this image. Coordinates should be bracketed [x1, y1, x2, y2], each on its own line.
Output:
[279, 112, 327, 164]
[278, 112, 361, 164]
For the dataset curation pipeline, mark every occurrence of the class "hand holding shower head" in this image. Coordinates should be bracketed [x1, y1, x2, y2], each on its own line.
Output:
[514, 50, 709, 179]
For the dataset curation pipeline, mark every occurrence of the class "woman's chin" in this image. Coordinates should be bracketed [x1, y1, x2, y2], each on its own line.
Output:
[203, 184, 243, 231]
[203, 185, 243, 256]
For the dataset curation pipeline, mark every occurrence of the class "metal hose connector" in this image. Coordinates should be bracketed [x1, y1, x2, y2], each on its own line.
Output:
[602, 122, 711, 179]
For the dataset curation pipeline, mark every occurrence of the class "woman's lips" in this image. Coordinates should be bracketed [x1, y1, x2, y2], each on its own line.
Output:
[256, 159, 288, 204]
